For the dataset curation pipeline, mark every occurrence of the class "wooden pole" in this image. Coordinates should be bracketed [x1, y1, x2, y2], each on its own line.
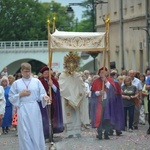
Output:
[48, 13, 56, 101]
[52, 13, 56, 33]
[47, 18, 57, 150]
[105, 14, 110, 71]
[47, 18, 52, 104]
[102, 14, 110, 100]
[103, 13, 110, 70]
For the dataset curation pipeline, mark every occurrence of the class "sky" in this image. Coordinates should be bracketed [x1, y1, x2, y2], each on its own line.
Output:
[39, 0, 85, 21]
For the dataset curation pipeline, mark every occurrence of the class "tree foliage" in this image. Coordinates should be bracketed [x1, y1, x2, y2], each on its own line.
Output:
[80, 0, 96, 32]
[0, 0, 74, 41]
[68, 0, 95, 32]
[42, 1, 73, 33]
[0, 0, 94, 41]
[0, 0, 48, 40]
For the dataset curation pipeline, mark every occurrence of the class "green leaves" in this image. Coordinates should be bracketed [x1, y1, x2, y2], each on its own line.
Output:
[0, 0, 94, 41]
[0, 0, 47, 41]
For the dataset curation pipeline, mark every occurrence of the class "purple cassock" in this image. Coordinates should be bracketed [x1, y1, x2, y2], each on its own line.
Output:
[90, 77, 125, 131]
[105, 77, 125, 131]
[38, 75, 64, 139]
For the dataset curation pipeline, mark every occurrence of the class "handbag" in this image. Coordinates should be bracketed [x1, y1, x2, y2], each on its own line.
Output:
[134, 97, 139, 106]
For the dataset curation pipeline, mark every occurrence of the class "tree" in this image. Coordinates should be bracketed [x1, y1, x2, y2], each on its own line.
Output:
[80, 0, 95, 32]
[42, 1, 73, 33]
[0, 0, 48, 40]
[0, 0, 74, 41]
[66, 0, 95, 32]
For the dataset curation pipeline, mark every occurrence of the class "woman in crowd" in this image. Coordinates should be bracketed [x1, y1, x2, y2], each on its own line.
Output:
[121, 76, 138, 132]
[8, 75, 15, 86]
[139, 73, 148, 124]
[0, 85, 6, 135]
[117, 75, 125, 85]
[1, 76, 12, 134]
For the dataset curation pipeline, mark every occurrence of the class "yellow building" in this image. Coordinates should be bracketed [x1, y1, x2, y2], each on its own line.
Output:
[96, 0, 150, 73]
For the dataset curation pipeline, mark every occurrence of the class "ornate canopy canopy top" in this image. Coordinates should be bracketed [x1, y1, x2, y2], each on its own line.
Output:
[51, 30, 106, 52]
[64, 52, 80, 75]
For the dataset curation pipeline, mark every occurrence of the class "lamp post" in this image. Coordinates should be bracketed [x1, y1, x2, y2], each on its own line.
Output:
[66, 0, 108, 32]
[66, 0, 108, 73]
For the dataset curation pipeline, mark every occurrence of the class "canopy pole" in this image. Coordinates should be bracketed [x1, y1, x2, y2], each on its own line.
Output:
[47, 16, 57, 150]
[102, 14, 110, 101]
[103, 13, 110, 70]
[47, 18, 52, 104]
[106, 14, 110, 71]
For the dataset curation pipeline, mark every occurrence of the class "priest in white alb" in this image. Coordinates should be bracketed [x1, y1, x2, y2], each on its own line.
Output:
[59, 52, 85, 138]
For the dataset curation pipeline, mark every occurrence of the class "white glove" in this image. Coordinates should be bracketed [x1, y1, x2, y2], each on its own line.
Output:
[95, 91, 100, 96]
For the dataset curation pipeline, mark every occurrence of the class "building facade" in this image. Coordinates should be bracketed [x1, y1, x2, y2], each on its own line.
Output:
[96, 0, 150, 73]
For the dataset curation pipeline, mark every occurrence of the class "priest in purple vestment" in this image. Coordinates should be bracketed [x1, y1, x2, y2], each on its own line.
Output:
[90, 67, 125, 140]
[38, 66, 64, 141]
[106, 71, 125, 136]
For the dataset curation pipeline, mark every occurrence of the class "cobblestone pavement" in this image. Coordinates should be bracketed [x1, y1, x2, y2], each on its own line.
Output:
[0, 123, 150, 150]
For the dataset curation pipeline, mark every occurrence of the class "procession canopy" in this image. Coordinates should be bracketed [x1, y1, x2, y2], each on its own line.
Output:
[50, 30, 106, 52]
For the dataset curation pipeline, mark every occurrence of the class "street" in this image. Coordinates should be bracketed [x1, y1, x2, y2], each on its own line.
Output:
[0, 123, 150, 150]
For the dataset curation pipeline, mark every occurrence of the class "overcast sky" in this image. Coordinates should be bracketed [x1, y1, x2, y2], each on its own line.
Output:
[39, 0, 85, 21]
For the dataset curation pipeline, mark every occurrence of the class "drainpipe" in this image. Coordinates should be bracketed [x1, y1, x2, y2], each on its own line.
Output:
[146, 0, 150, 67]
[120, 0, 124, 69]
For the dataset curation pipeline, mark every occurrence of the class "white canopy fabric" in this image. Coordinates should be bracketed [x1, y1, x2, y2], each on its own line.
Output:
[50, 30, 106, 52]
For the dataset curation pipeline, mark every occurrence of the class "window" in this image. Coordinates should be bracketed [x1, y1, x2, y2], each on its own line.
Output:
[132, 50, 136, 70]
[138, 0, 142, 5]
[123, 0, 127, 10]
[125, 49, 129, 70]
[139, 49, 143, 73]
[130, 0, 134, 8]
[115, 51, 119, 69]
[113, 0, 117, 14]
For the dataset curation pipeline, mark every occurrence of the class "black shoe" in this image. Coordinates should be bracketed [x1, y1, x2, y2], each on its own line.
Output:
[147, 128, 150, 135]
[104, 135, 110, 140]
[5, 129, 8, 133]
[67, 135, 74, 138]
[3, 130, 7, 134]
[116, 130, 122, 136]
[134, 126, 138, 130]
[6, 127, 9, 131]
[96, 135, 102, 140]
[2, 127, 7, 134]
[108, 130, 114, 136]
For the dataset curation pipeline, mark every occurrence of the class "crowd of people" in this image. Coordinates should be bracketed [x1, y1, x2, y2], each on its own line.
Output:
[0, 63, 150, 149]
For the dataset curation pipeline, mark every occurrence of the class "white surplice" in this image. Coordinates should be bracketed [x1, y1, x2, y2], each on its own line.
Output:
[80, 82, 90, 125]
[9, 77, 47, 150]
[59, 72, 85, 137]
[0, 85, 6, 115]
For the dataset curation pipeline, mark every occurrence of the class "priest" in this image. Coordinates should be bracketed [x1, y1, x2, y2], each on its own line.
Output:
[38, 66, 64, 141]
